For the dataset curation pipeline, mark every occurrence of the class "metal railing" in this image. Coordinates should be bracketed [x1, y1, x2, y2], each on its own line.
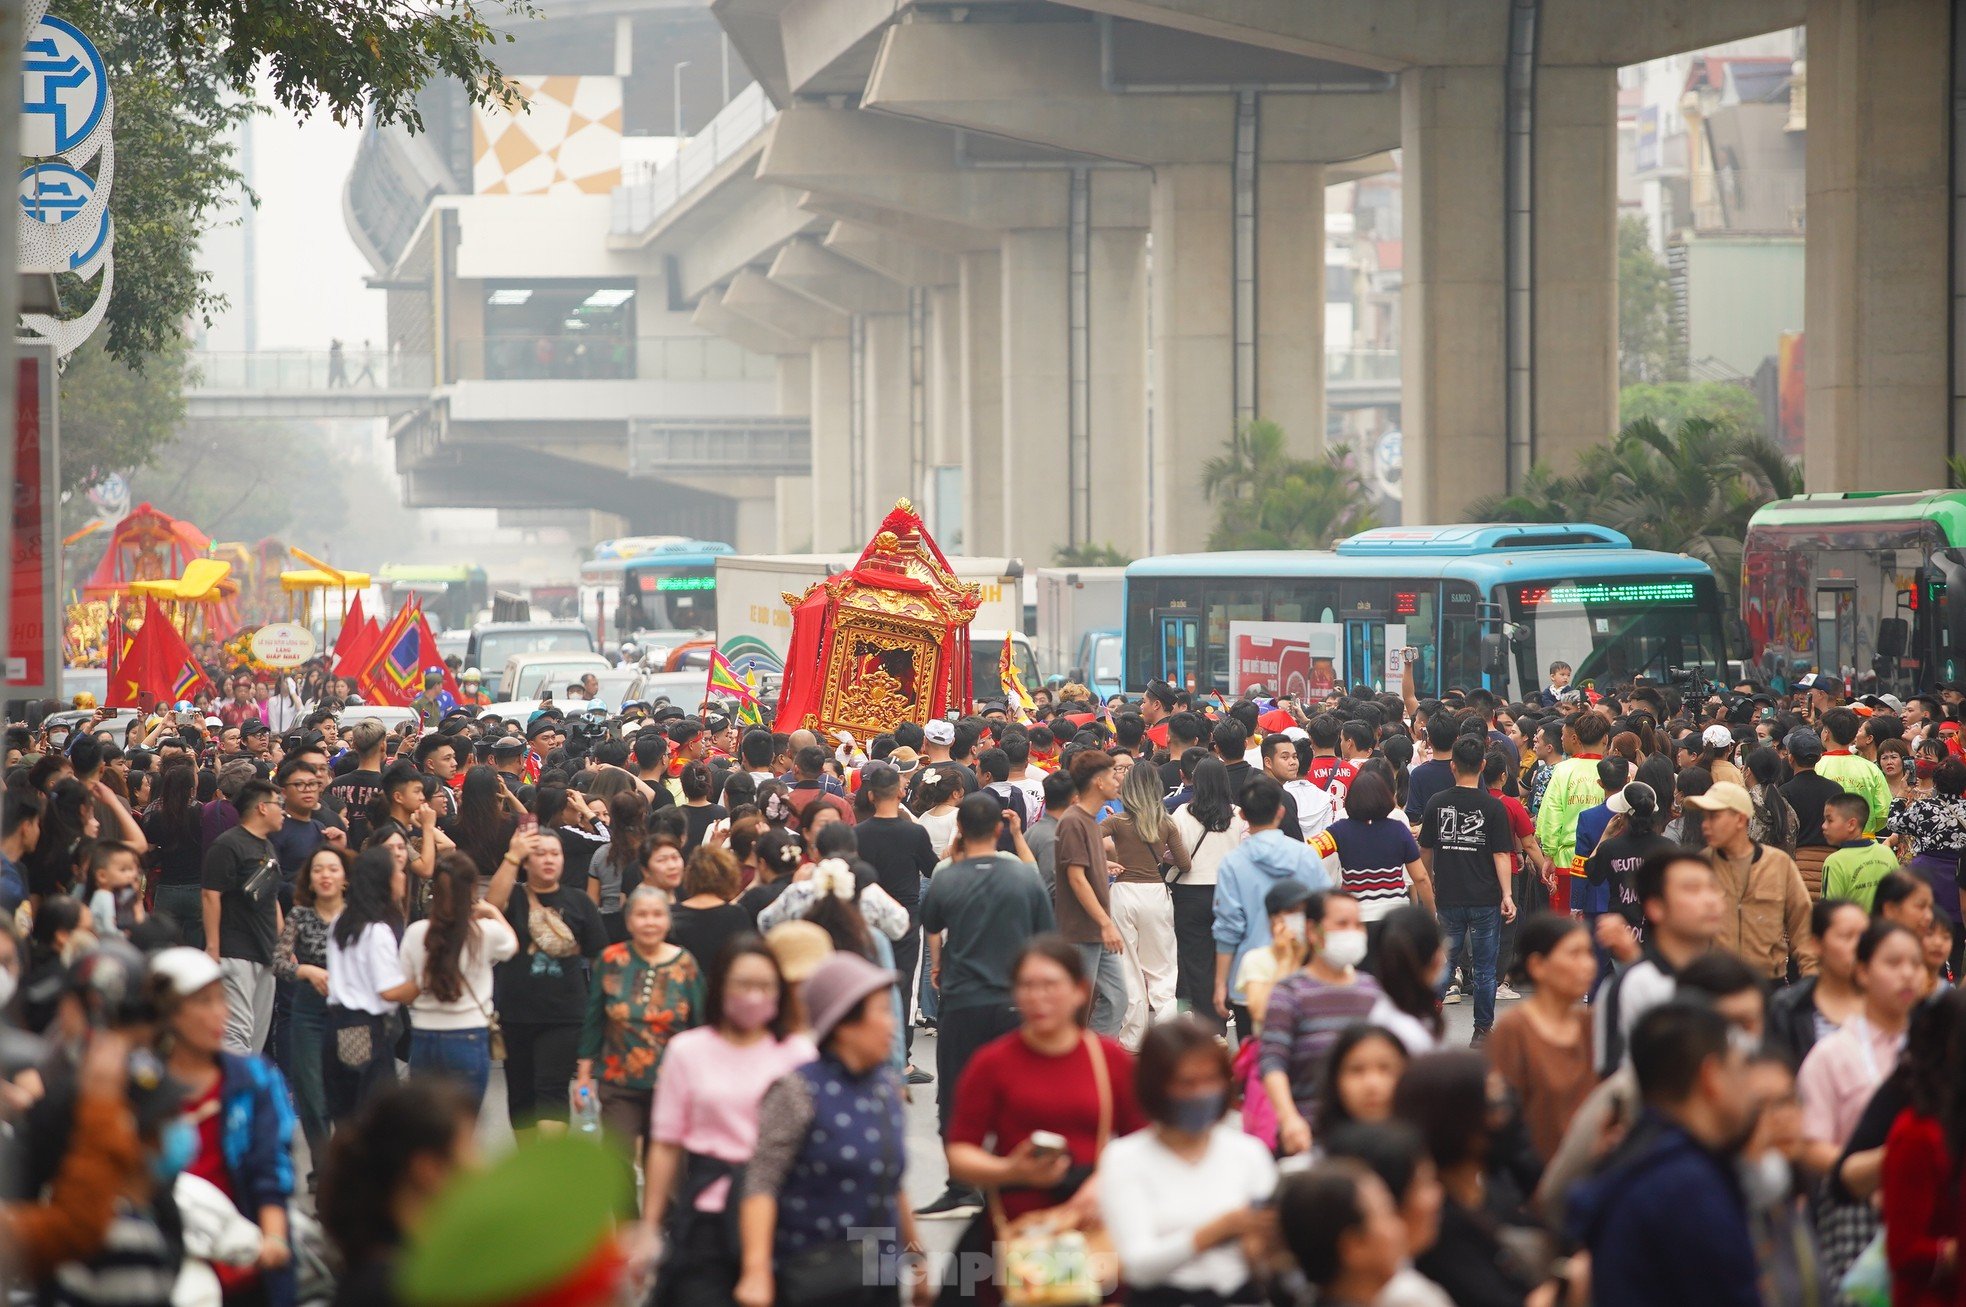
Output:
[1326, 349, 1401, 383]
[449, 335, 776, 383]
[611, 82, 778, 237]
[187, 350, 434, 391]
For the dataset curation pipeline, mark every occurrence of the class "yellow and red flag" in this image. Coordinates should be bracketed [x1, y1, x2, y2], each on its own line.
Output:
[999, 632, 1034, 722]
[706, 648, 766, 726]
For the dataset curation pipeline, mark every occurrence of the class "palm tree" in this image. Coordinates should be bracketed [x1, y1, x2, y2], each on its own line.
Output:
[1202, 418, 1296, 505]
[1473, 416, 1803, 608]
[1204, 424, 1378, 550]
[1466, 463, 1598, 525]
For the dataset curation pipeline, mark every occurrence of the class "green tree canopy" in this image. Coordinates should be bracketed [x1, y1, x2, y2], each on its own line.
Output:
[1619, 380, 1764, 439]
[1203, 419, 1378, 550]
[1618, 214, 1677, 386]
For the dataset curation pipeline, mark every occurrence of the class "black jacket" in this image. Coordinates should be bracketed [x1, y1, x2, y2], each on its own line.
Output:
[1764, 974, 1822, 1069]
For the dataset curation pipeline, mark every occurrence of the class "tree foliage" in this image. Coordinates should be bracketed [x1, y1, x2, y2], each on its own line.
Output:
[1468, 416, 1803, 606]
[1618, 215, 1677, 386]
[1203, 420, 1379, 550]
[57, 334, 187, 495]
[1053, 543, 1134, 567]
[58, 0, 251, 367]
[1620, 380, 1763, 439]
[117, 0, 531, 129]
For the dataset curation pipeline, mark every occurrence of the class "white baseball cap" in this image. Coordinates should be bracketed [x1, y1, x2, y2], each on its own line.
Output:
[923, 720, 955, 746]
[148, 947, 223, 1000]
[1700, 724, 1734, 749]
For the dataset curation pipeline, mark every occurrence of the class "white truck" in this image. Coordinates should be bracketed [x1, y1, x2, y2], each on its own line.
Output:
[1035, 566, 1128, 694]
[715, 553, 1039, 698]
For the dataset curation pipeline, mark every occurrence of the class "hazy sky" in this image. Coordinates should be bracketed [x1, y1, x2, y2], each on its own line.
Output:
[197, 93, 388, 354]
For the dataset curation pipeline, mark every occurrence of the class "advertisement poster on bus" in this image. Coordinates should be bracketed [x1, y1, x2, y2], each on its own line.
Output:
[1230, 621, 1342, 699]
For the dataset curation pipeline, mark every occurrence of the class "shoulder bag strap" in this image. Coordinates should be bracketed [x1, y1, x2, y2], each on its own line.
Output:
[1083, 1030, 1113, 1153]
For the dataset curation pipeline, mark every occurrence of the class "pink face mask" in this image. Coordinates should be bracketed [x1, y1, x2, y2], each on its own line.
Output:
[723, 990, 779, 1031]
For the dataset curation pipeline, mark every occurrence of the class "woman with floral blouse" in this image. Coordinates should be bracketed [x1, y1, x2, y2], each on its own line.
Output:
[574, 884, 705, 1147]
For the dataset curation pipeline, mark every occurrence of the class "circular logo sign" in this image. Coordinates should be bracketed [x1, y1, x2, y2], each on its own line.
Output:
[250, 623, 317, 669]
[20, 17, 109, 158]
[18, 162, 109, 271]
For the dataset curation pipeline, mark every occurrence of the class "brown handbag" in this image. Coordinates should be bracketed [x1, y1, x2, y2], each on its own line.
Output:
[989, 1032, 1120, 1307]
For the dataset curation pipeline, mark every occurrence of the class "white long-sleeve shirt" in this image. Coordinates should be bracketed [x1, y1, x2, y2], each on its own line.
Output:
[1095, 1123, 1276, 1293]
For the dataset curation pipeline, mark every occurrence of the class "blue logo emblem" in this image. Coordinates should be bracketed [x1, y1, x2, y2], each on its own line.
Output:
[21, 17, 108, 158]
[18, 163, 109, 270]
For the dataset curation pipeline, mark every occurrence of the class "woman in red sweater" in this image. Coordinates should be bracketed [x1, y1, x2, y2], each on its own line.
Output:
[946, 935, 1146, 1225]
[1881, 989, 1966, 1307]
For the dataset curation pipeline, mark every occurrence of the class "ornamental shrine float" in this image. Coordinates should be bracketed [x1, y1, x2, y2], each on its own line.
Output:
[772, 501, 979, 737]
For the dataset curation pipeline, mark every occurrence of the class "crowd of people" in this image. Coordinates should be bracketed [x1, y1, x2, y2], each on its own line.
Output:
[8, 653, 1966, 1306]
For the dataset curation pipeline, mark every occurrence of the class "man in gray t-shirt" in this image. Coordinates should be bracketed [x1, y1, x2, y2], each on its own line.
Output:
[912, 793, 1054, 1220]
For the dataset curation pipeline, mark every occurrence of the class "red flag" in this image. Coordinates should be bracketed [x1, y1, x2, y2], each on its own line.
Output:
[331, 593, 372, 675]
[113, 597, 214, 708]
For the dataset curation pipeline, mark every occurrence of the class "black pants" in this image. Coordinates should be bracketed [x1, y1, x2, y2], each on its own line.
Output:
[1170, 882, 1219, 1033]
[656, 1209, 739, 1307]
[503, 1020, 581, 1128]
[935, 1002, 1021, 1138]
[322, 1006, 398, 1124]
[895, 922, 920, 1060]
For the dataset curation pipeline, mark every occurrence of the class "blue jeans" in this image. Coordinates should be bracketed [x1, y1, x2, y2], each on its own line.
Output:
[287, 984, 330, 1172]
[410, 1026, 492, 1107]
[153, 883, 203, 951]
[1074, 942, 1128, 1038]
[1438, 905, 1501, 1034]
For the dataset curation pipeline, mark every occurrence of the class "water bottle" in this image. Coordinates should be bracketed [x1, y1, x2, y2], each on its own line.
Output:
[572, 1083, 602, 1139]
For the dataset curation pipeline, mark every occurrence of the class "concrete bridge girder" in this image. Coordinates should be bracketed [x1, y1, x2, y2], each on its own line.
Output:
[759, 106, 1071, 237]
[768, 237, 911, 315]
[1040, 0, 1806, 71]
[863, 21, 1401, 167]
[723, 268, 851, 341]
[692, 285, 812, 356]
[662, 174, 830, 303]
[822, 221, 959, 287]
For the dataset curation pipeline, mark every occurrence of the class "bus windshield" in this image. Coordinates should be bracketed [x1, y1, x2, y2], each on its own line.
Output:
[1504, 576, 1725, 688]
[620, 564, 718, 631]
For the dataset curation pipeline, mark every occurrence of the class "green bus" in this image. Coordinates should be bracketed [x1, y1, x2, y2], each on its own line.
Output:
[378, 563, 491, 633]
[1741, 492, 1966, 694]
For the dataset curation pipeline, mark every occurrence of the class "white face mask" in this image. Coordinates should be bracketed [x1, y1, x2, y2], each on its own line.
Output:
[0, 969, 18, 1010]
[1279, 912, 1307, 943]
[1321, 927, 1368, 971]
[1737, 1151, 1792, 1211]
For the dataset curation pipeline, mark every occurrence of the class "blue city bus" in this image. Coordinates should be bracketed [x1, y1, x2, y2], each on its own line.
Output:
[585, 537, 734, 635]
[1123, 524, 1727, 700]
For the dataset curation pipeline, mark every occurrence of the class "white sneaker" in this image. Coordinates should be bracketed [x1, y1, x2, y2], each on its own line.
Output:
[1443, 984, 1462, 1005]
[1496, 983, 1522, 1001]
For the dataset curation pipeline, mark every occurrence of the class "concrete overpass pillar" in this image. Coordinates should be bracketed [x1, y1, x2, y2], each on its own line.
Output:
[774, 352, 815, 551]
[1533, 66, 1620, 484]
[860, 311, 916, 537]
[1401, 66, 1507, 523]
[1151, 163, 1236, 553]
[1805, 0, 1951, 489]
[810, 335, 855, 551]
[1000, 227, 1073, 561]
[1255, 161, 1327, 452]
[926, 284, 964, 541]
[959, 249, 1007, 555]
[1089, 172, 1151, 556]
